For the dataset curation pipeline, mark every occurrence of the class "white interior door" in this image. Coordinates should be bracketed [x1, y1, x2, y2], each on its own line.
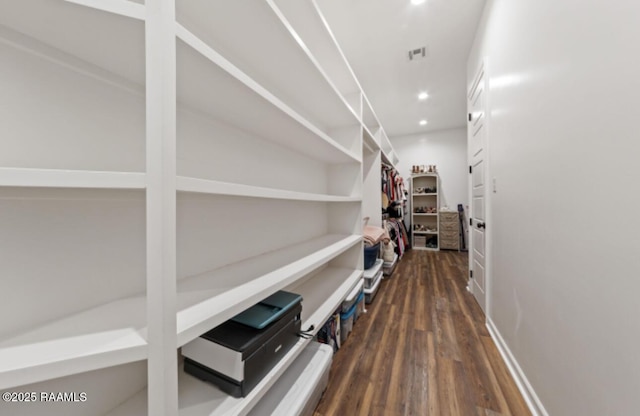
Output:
[468, 64, 487, 314]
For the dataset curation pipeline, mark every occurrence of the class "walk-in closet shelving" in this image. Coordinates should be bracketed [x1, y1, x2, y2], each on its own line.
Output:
[1, 3, 147, 413]
[0, 0, 401, 414]
[272, 0, 364, 120]
[362, 126, 380, 154]
[108, 252, 363, 416]
[176, 0, 361, 154]
[362, 96, 381, 139]
[173, 0, 365, 411]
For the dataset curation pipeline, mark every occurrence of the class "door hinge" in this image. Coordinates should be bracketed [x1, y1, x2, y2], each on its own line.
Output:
[468, 113, 472, 122]
[470, 270, 474, 279]
[470, 218, 473, 226]
[469, 165, 472, 174]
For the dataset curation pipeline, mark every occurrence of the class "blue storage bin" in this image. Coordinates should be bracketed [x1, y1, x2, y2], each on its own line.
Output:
[364, 243, 380, 270]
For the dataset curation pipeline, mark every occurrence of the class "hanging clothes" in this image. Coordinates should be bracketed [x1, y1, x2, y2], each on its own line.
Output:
[384, 218, 409, 258]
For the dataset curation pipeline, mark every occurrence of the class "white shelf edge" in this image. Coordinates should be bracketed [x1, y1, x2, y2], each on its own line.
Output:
[310, 0, 364, 99]
[175, 234, 362, 347]
[413, 193, 438, 196]
[381, 150, 395, 168]
[265, 0, 361, 127]
[411, 173, 439, 177]
[362, 126, 380, 153]
[413, 247, 440, 251]
[0, 25, 144, 97]
[175, 23, 360, 165]
[291, 267, 363, 333]
[106, 337, 311, 416]
[64, 0, 145, 20]
[176, 177, 360, 202]
[0, 297, 147, 390]
[413, 231, 438, 235]
[413, 213, 439, 216]
[361, 94, 381, 131]
[106, 268, 363, 416]
[0, 168, 146, 189]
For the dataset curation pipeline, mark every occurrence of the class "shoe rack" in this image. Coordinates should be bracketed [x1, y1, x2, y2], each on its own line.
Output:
[411, 173, 440, 250]
[0, 1, 399, 415]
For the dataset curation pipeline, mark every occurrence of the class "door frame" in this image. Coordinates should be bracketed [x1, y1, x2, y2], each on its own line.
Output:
[467, 58, 492, 318]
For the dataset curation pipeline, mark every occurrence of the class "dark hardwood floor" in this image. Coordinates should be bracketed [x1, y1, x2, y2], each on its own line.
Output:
[313, 249, 531, 416]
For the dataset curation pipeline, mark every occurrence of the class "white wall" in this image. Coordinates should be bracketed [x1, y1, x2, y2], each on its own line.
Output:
[469, 1, 640, 415]
[390, 127, 468, 211]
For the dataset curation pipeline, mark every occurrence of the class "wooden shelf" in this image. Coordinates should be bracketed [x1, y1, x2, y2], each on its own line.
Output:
[176, 177, 360, 202]
[175, 234, 362, 347]
[0, 168, 146, 189]
[176, 26, 360, 165]
[0, 297, 147, 390]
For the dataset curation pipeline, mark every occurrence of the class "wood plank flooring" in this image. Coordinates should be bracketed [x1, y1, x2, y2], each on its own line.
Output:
[313, 249, 531, 416]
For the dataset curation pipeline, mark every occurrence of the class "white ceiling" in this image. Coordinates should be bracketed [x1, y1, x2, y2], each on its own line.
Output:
[316, 0, 486, 138]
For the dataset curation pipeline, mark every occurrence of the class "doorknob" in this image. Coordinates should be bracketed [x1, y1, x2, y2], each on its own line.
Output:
[477, 222, 486, 229]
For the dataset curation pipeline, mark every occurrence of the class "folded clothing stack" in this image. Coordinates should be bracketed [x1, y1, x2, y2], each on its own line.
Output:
[363, 225, 387, 247]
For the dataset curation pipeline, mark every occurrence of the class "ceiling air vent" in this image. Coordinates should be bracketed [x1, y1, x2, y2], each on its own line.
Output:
[408, 47, 427, 61]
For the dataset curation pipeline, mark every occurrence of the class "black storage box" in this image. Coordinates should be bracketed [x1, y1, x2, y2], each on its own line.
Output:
[182, 302, 302, 398]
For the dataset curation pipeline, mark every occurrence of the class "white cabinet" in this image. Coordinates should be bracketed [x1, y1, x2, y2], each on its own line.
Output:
[411, 174, 439, 250]
[0, 1, 391, 415]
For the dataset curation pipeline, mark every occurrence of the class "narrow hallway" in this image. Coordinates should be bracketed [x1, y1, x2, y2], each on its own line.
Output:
[314, 250, 530, 415]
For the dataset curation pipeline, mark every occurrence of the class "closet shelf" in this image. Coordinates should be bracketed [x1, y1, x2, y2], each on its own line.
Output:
[176, 0, 359, 132]
[175, 234, 362, 347]
[106, 337, 309, 416]
[0, 297, 147, 390]
[176, 177, 360, 202]
[412, 193, 437, 196]
[175, 24, 360, 165]
[381, 150, 395, 168]
[413, 231, 438, 235]
[0, 168, 146, 189]
[266, 0, 361, 125]
[0, 0, 145, 88]
[413, 213, 438, 216]
[288, 267, 363, 335]
[273, 0, 362, 102]
[362, 126, 380, 153]
[362, 95, 381, 132]
[106, 266, 362, 416]
[65, 0, 146, 20]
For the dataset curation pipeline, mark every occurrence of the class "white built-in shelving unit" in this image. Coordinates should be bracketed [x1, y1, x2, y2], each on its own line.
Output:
[411, 173, 440, 251]
[0, 1, 397, 415]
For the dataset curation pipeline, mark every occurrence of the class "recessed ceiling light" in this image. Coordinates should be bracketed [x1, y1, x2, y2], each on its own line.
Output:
[419, 120, 428, 126]
[411, 0, 426, 4]
[418, 92, 429, 100]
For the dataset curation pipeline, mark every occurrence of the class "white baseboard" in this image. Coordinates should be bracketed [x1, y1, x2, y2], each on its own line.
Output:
[486, 318, 548, 416]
